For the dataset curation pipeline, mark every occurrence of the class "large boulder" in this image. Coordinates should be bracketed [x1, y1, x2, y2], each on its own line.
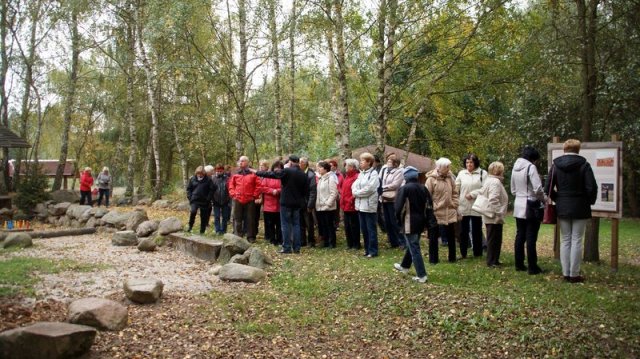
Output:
[67, 298, 128, 331]
[124, 209, 148, 231]
[246, 247, 274, 269]
[49, 202, 71, 216]
[34, 203, 49, 220]
[0, 321, 96, 359]
[218, 234, 252, 264]
[66, 204, 92, 220]
[158, 217, 183, 235]
[136, 220, 159, 237]
[112, 231, 138, 246]
[137, 238, 157, 252]
[2, 233, 32, 249]
[229, 253, 249, 265]
[123, 278, 163, 304]
[50, 190, 80, 204]
[101, 210, 130, 229]
[85, 217, 97, 228]
[91, 207, 109, 218]
[218, 263, 267, 283]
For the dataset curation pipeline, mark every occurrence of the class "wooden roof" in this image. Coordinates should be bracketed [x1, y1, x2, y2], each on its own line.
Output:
[0, 126, 30, 148]
[15, 160, 78, 177]
[351, 144, 435, 173]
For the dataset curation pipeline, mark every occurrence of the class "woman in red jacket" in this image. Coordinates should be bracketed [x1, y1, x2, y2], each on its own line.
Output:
[79, 167, 94, 206]
[259, 161, 283, 245]
[340, 158, 360, 249]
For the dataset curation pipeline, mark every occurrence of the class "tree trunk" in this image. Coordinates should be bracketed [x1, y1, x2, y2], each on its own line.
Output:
[268, 0, 283, 156]
[374, 0, 387, 160]
[52, 7, 80, 192]
[124, 0, 137, 198]
[326, 9, 341, 163]
[403, 104, 426, 163]
[236, 0, 248, 159]
[0, 0, 11, 193]
[288, 0, 296, 153]
[28, 85, 45, 163]
[135, 7, 162, 200]
[333, 0, 351, 161]
[172, 117, 188, 189]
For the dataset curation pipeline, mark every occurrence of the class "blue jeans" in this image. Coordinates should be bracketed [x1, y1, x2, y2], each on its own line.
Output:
[400, 233, 427, 278]
[382, 201, 405, 247]
[358, 212, 378, 256]
[213, 205, 231, 234]
[97, 188, 110, 207]
[281, 206, 302, 252]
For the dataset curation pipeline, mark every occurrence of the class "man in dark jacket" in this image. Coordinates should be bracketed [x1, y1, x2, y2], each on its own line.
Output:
[255, 155, 309, 253]
[211, 164, 231, 235]
[300, 157, 317, 246]
[392, 166, 438, 283]
[187, 166, 216, 234]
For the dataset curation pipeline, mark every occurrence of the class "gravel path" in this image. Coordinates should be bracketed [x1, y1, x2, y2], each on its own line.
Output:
[1, 232, 221, 304]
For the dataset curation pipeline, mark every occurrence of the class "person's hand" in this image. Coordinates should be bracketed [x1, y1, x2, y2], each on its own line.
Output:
[465, 194, 473, 201]
[272, 190, 277, 196]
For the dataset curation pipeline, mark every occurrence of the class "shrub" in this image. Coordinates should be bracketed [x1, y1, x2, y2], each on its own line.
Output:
[14, 166, 50, 214]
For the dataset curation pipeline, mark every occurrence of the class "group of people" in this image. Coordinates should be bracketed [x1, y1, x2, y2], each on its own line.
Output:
[78, 167, 112, 207]
[187, 138, 597, 284]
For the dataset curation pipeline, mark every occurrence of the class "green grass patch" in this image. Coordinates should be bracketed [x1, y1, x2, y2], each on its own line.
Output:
[0, 256, 96, 298]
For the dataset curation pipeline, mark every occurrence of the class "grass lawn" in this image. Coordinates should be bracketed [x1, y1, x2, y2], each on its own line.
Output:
[202, 217, 640, 357]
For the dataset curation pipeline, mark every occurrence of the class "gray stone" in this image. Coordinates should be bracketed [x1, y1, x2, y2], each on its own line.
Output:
[246, 247, 274, 269]
[136, 220, 159, 237]
[2, 233, 33, 249]
[174, 201, 190, 211]
[85, 217, 97, 228]
[112, 231, 138, 246]
[116, 197, 131, 206]
[50, 190, 80, 204]
[125, 209, 148, 231]
[0, 321, 96, 359]
[67, 298, 128, 331]
[101, 210, 129, 229]
[123, 278, 163, 304]
[91, 208, 109, 218]
[222, 233, 251, 253]
[66, 204, 92, 220]
[34, 203, 49, 220]
[137, 238, 157, 252]
[49, 202, 71, 216]
[47, 216, 58, 225]
[229, 253, 249, 265]
[158, 217, 183, 235]
[0, 232, 7, 242]
[208, 265, 223, 276]
[60, 215, 71, 227]
[137, 197, 152, 206]
[151, 199, 171, 209]
[153, 234, 168, 247]
[70, 219, 81, 228]
[218, 263, 267, 283]
[165, 233, 221, 262]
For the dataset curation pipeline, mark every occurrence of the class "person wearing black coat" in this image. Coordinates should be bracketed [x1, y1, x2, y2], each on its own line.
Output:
[300, 158, 317, 247]
[546, 139, 597, 283]
[254, 155, 310, 254]
[186, 166, 216, 234]
[392, 166, 438, 283]
[211, 164, 231, 234]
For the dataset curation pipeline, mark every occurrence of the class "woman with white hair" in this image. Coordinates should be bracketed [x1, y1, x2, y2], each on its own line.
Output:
[96, 167, 112, 207]
[425, 157, 459, 263]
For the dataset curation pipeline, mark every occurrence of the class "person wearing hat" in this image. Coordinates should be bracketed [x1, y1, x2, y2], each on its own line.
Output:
[392, 166, 437, 283]
[79, 167, 94, 206]
[211, 164, 231, 235]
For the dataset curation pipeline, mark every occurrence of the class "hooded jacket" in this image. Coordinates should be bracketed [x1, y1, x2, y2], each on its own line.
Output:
[510, 158, 545, 219]
[456, 167, 487, 216]
[425, 169, 459, 225]
[351, 167, 379, 213]
[339, 168, 359, 212]
[316, 172, 338, 211]
[547, 153, 597, 219]
[395, 177, 438, 236]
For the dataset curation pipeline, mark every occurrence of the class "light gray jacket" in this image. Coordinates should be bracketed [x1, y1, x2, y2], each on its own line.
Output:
[351, 167, 379, 213]
[471, 175, 508, 224]
[510, 158, 545, 219]
[96, 172, 112, 190]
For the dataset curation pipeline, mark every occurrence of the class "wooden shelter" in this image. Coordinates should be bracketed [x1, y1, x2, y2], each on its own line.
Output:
[13, 160, 79, 190]
[0, 126, 30, 206]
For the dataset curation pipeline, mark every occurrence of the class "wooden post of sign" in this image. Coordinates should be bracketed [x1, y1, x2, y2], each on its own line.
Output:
[611, 134, 620, 272]
[552, 136, 560, 260]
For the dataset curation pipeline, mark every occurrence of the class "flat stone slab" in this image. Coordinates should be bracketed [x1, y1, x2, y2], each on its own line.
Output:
[123, 278, 164, 304]
[0, 321, 96, 359]
[166, 233, 222, 263]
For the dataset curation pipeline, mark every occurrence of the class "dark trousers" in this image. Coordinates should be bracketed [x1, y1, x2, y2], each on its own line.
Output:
[514, 218, 541, 271]
[485, 223, 503, 266]
[264, 211, 282, 245]
[253, 204, 262, 240]
[377, 202, 386, 233]
[461, 215, 483, 257]
[429, 223, 456, 263]
[343, 211, 361, 249]
[80, 191, 92, 206]
[280, 206, 302, 252]
[189, 202, 210, 234]
[213, 204, 231, 234]
[359, 211, 378, 256]
[97, 188, 109, 207]
[400, 233, 427, 278]
[317, 210, 337, 247]
[233, 200, 257, 241]
[301, 208, 316, 246]
[382, 201, 404, 247]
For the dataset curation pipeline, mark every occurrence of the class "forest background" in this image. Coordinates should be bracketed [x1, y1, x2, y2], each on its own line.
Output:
[0, 0, 638, 216]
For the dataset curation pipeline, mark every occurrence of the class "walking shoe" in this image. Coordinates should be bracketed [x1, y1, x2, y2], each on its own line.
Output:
[412, 276, 427, 283]
[569, 276, 585, 283]
[393, 263, 409, 274]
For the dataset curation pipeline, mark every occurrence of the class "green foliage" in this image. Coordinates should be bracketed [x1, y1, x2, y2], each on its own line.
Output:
[14, 167, 50, 215]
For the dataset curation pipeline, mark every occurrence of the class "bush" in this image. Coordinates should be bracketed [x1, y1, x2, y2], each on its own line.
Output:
[14, 166, 50, 214]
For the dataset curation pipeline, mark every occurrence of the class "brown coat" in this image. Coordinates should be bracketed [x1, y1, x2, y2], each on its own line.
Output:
[425, 169, 459, 225]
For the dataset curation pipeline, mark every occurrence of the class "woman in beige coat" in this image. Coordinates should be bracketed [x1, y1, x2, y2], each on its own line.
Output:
[316, 161, 339, 247]
[470, 162, 508, 267]
[425, 158, 459, 263]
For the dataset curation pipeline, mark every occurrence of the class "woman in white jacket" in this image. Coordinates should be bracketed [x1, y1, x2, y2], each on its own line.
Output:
[379, 155, 405, 248]
[457, 154, 487, 258]
[352, 152, 380, 257]
[316, 161, 338, 248]
[510, 146, 546, 275]
[470, 162, 508, 267]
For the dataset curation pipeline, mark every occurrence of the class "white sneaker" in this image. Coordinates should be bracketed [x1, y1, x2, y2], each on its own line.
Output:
[412, 276, 427, 283]
[393, 263, 409, 274]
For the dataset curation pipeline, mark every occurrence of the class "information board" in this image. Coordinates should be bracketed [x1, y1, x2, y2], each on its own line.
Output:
[548, 141, 622, 218]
